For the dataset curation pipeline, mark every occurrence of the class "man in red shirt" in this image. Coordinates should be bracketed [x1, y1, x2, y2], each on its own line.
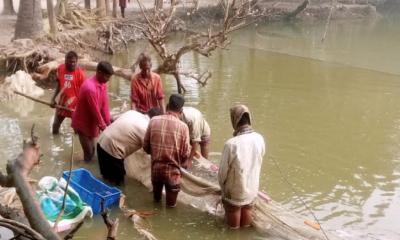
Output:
[131, 53, 165, 114]
[72, 61, 114, 162]
[143, 94, 191, 207]
[50, 51, 86, 134]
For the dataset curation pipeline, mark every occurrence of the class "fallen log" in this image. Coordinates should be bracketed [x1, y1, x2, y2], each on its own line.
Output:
[32, 58, 132, 81]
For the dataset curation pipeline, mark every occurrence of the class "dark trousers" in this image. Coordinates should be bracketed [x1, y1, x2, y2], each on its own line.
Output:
[97, 143, 126, 185]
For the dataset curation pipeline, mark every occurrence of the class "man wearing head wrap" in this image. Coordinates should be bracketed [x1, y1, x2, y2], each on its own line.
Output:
[143, 94, 191, 207]
[218, 104, 266, 229]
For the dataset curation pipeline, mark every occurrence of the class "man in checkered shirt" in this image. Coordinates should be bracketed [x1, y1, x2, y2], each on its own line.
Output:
[143, 94, 191, 207]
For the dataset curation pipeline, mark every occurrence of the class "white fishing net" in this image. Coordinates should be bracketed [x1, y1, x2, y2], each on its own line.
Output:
[0, 70, 44, 101]
[125, 152, 341, 240]
[0, 71, 44, 117]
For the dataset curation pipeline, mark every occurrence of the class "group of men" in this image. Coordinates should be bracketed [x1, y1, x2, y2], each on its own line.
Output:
[51, 51, 265, 229]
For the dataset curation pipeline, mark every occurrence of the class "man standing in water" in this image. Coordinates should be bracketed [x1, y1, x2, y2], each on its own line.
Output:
[131, 53, 165, 113]
[182, 106, 211, 162]
[72, 61, 114, 162]
[97, 108, 162, 185]
[143, 94, 191, 207]
[119, 0, 129, 18]
[218, 104, 265, 229]
[50, 51, 86, 134]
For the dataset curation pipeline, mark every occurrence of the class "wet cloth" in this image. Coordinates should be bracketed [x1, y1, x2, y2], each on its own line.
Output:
[36, 176, 93, 230]
[56, 64, 86, 118]
[182, 107, 211, 143]
[130, 72, 164, 113]
[72, 75, 111, 138]
[98, 110, 149, 159]
[143, 112, 191, 185]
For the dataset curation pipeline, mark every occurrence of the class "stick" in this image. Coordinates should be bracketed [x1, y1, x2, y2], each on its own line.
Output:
[53, 134, 74, 231]
[321, 0, 335, 43]
[14, 91, 74, 112]
[63, 221, 84, 240]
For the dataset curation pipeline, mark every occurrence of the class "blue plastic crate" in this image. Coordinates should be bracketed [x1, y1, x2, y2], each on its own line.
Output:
[62, 168, 121, 214]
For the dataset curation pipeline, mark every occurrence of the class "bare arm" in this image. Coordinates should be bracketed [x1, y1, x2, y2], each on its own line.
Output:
[158, 99, 165, 113]
[50, 81, 60, 107]
[143, 124, 152, 154]
[131, 101, 137, 111]
[189, 142, 200, 160]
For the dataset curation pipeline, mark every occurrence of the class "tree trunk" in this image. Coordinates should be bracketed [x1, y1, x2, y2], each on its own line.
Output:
[2, 0, 15, 15]
[47, 0, 58, 36]
[154, 0, 163, 10]
[85, 0, 91, 9]
[105, 0, 111, 15]
[173, 72, 184, 94]
[97, 0, 106, 17]
[112, 0, 117, 17]
[14, 0, 44, 39]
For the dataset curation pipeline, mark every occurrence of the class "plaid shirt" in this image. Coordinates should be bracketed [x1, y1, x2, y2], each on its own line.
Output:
[143, 112, 191, 184]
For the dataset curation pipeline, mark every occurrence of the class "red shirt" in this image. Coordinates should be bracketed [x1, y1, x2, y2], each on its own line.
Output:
[56, 64, 85, 118]
[130, 72, 164, 113]
[71, 75, 111, 138]
[143, 112, 191, 184]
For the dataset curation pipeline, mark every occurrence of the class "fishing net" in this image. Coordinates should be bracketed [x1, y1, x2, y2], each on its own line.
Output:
[125, 151, 341, 240]
[0, 71, 45, 116]
[0, 70, 44, 101]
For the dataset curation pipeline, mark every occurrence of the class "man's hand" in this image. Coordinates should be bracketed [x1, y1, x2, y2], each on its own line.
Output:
[50, 99, 57, 108]
[182, 159, 193, 169]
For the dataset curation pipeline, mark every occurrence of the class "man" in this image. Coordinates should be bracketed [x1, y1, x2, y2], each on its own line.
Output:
[143, 94, 191, 207]
[131, 53, 165, 114]
[218, 104, 265, 229]
[72, 61, 114, 162]
[97, 108, 162, 185]
[119, 0, 129, 18]
[50, 51, 86, 134]
[182, 106, 211, 162]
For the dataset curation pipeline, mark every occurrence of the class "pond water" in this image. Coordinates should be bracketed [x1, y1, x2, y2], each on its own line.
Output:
[1, 17, 400, 240]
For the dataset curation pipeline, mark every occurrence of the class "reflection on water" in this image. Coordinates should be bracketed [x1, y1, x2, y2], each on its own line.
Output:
[1, 18, 400, 239]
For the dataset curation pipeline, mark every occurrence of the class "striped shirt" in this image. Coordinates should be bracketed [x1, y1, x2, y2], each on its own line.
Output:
[143, 112, 191, 184]
[130, 72, 164, 113]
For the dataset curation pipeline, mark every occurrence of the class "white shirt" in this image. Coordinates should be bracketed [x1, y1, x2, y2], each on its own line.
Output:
[218, 131, 266, 206]
[182, 107, 211, 142]
[98, 110, 149, 159]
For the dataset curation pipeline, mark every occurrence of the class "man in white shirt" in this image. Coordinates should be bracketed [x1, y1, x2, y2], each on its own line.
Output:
[182, 106, 211, 162]
[97, 108, 162, 185]
[218, 104, 265, 229]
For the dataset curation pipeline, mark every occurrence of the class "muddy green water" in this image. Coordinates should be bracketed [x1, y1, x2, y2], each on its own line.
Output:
[1, 18, 400, 239]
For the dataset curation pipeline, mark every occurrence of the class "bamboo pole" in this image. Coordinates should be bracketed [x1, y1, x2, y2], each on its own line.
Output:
[14, 91, 74, 112]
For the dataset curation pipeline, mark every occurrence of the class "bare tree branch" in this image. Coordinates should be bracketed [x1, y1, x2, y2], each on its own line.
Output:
[101, 209, 119, 240]
[0, 129, 61, 240]
[0, 218, 45, 240]
[53, 134, 75, 231]
[63, 221, 84, 240]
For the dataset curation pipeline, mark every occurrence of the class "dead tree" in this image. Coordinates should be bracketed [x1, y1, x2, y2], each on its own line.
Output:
[14, 0, 44, 39]
[0, 128, 61, 240]
[2, 0, 16, 15]
[135, 0, 261, 93]
[47, 0, 59, 36]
